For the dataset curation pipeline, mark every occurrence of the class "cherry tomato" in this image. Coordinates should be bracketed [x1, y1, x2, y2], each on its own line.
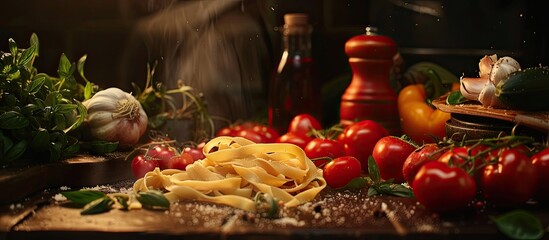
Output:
[276, 132, 313, 149]
[532, 147, 549, 200]
[131, 154, 159, 179]
[237, 128, 265, 143]
[338, 120, 389, 172]
[482, 148, 537, 206]
[372, 136, 416, 183]
[251, 125, 280, 143]
[323, 156, 362, 189]
[288, 114, 322, 137]
[147, 146, 177, 170]
[402, 144, 445, 184]
[437, 145, 489, 183]
[412, 161, 477, 213]
[216, 126, 237, 137]
[168, 153, 195, 170]
[304, 138, 345, 167]
[182, 146, 205, 161]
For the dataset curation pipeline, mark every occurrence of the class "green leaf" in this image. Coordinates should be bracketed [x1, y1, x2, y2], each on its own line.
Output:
[77, 55, 89, 82]
[61, 190, 106, 206]
[115, 195, 129, 210]
[136, 190, 170, 210]
[82, 141, 119, 154]
[84, 82, 93, 100]
[368, 156, 381, 184]
[57, 53, 71, 78]
[81, 197, 114, 215]
[30, 33, 39, 56]
[341, 177, 368, 190]
[446, 91, 468, 105]
[29, 128, 50, 152]
[19, 43, 37, 67]
[491, 210, 544, 240]
[372, 183, 414, 198]
[2, 139, 27, 163]
[0, 111, 29, 129]
[28, 75, 46, 94]
[8, 38, 17, 57]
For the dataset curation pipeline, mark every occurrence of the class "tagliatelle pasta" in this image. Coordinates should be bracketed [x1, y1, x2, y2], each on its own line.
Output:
[133, 136, 327, 212]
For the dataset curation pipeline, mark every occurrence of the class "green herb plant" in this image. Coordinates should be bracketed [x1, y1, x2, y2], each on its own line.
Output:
[133, 62, 215, 143]
[0, 34, 97, 165]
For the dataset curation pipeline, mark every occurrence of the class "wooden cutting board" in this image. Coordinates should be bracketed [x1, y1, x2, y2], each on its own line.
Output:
[431, 93, 549, 132]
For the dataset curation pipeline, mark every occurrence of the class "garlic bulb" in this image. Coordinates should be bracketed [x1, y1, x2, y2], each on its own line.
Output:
[83, 87, 148, 145]
[460, 55, 521, 108]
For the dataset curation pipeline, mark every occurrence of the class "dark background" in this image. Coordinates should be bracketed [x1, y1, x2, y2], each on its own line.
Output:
[1, 0, 547, 126]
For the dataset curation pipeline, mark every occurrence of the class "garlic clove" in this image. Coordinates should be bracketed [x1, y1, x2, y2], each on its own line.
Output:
[478, 80, 505, 108]
[479, 54, 497, 78]
[489, 56, 521, 85]
[460, 77, 489, 101]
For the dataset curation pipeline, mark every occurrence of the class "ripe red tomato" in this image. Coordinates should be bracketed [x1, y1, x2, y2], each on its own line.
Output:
[237, 128, 265, 143]
[131, 154, 159, 179]
[402, 144, 445, 184]
[338, 120, 389, 172]
[482, 148, 537, 206]
[323, 156, 362, 189]
[147, 146, 177, 170]
[182, 146, 205, 161]
[276, 132, 313, 149]
[412, 161, 477, 213]
[372, 136, 416, 183]
[251, 125, 280, 143]
[288, 114, 322, 137]
[304, 138, 346, 167]
[168, 153, 195, 170]
[437, 145, 489, 183]
[532, 147, 549, 200]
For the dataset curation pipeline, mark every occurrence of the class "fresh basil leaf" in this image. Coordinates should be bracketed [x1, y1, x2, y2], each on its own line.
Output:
[57, 53, 71, 78]
[77, 55, 89, 82]
[61, 190, 106, 206]
[373, 183, 414, 198]
[30, 33, 39, 56]
[21, 104, 41, 116]
[19, 43, 37, 66]
[368, 156, 381, 184]
[84, 82, 93, 100]
[83, 141, 119, 154]
[29, 128, 50, 151]
[81, 197, 114, 215]
[491, 210, 544, 240]
[136, 190, 170, 210]
[0, 111, 29, 129]
[3, 139, 27, 163]
[115, 195, 129, 210]
[367, 187, 379, 197]
[446, 91, 468, 105]
[8, 38, 17, 57]
[28, 75, 46, 95]
[341, 177, 368, 190]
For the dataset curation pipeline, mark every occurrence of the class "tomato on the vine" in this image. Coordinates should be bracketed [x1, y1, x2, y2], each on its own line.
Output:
[412, 161, 477, 213]
[304, 138, 345, 167]
[147, 146, 177, 170]
[532, 147, 549, 200]
[323, 156, 362, 189]
[288, 114, 322, 137]
[402, 144, 445, 184]
[372, 136, 417, 183]
[338, 120, 389, 172]
[276, 132, 312, 149]
[482, 148, 537, 206]
[131, 154, 159, 179]
[217, 121, 279, 143]
[168, 152, 195, 170]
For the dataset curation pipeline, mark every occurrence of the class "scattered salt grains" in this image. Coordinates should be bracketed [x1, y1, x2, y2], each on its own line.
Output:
[272, 217, 305, 227]
[52, 193, 67, 202]
[9, 203, 24, 210]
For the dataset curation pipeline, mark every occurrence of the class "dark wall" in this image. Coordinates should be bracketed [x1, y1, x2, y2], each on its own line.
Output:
[1, 0, 547, 124]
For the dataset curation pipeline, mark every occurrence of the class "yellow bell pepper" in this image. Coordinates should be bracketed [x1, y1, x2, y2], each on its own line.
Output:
[398, 83, 459, 143]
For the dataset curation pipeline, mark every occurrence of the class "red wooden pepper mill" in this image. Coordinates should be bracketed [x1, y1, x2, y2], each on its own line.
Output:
[340, 27, 401, 135]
